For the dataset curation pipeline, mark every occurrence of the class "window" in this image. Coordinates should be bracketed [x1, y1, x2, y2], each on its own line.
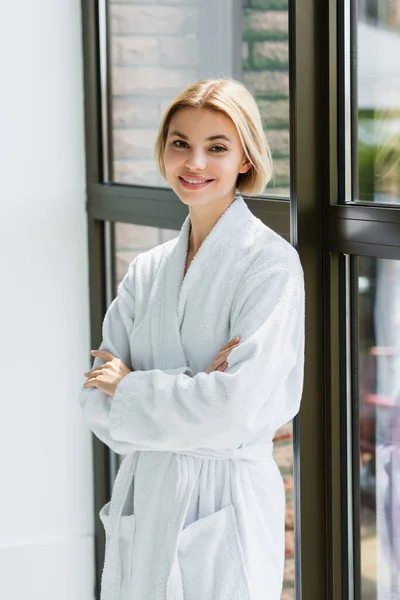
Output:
[107, 0, 290, 196]
[350, 0, 400, 204]
[357, 256, 400, 598]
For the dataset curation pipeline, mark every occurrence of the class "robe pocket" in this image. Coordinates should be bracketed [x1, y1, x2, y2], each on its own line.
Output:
[99, 502, 136, 597]
[178, 504, 252, 600]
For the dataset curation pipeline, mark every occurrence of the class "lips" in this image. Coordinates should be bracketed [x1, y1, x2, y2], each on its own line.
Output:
[178, 176, 214, 190]
[180, 175, 213, 183]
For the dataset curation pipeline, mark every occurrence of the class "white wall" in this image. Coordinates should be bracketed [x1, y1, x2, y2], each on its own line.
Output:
[0, 1, 95, 598]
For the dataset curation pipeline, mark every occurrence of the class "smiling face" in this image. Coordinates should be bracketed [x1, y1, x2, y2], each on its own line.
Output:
[163, 107, 251, 208]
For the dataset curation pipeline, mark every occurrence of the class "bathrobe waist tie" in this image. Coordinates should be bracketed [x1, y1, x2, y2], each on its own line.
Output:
[100, 443, 274, 600]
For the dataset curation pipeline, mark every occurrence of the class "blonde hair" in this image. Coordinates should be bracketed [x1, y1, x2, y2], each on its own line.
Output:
[154, 78, 274, 196]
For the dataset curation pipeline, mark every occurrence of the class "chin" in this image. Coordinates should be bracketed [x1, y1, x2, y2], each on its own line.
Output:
[177, 194, 212, 207]
[171, 184, 215, 207]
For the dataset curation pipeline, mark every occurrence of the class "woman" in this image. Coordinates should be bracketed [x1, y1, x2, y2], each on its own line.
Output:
[80, 78, 305, 600]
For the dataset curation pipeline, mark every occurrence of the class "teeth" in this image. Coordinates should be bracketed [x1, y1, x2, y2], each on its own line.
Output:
[182, 178, 208, 184]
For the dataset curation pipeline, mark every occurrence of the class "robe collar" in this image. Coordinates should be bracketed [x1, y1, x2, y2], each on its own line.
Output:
[166, 194, 254, 333]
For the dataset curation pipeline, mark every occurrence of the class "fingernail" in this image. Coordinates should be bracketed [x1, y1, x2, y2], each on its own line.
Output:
[235, 337, 240, 341]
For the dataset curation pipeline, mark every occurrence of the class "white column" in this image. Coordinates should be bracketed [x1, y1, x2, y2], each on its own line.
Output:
[0, 1, 94, 598]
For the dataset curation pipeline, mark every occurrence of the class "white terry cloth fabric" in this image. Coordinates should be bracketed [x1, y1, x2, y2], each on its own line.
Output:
[79, 194, 305, 600]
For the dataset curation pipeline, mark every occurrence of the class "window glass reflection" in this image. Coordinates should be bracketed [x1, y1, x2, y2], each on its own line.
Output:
[358, 256, 400, 598]
[109, 0, 290, 196]
[357, 0, 400, 205]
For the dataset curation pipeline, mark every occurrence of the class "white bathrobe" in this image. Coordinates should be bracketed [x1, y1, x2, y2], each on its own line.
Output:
[79, 195, 305, 600]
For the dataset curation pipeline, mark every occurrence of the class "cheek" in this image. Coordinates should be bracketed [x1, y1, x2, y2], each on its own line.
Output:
[211, 154, 243, 180]
[163, 147, 181, 176]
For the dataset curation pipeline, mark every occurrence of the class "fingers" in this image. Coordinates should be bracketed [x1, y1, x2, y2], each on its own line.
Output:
[206, 359, 228, 374]
[205, 339, 241, 374]
[83, 367, 106, 385]
[212, 351, 232, 371]
[84, 349, 115, 378]
[84, 363, 105, 377]
[212, 344, 239, 369]
[219, 337, 240, 353]
[84, 368, 103, 380]
[216, 362, 228, 372]
[91, 349, 115, 361]
[83, 377, 98, 388]
[219, 344, 239, 359]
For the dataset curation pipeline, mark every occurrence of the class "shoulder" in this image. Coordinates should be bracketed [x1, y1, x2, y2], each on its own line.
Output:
[231, 218, 304, 334]
[116, 236, 178, 308]
[241, 215, 303, 286]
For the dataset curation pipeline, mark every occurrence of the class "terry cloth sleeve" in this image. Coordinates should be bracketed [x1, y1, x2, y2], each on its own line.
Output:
[78, 257, 193, 455]
[108, 248, 305, 451]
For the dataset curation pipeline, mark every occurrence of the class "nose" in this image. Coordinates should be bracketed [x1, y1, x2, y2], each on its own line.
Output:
[184, 149, 206, 171]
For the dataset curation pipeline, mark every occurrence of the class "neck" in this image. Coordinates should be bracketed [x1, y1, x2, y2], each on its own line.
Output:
[187, 193, 237, 254]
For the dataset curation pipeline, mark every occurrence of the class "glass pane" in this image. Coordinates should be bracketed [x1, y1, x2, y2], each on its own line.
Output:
[109, 0, 290, 196]
[114, 221, 296, 599]
[115, 222, 178, 287]
[356, 0, 400, 204]
[358, 256, 400, 598]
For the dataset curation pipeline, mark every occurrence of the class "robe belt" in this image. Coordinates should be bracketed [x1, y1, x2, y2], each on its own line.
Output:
[100, 443, 274, 600]
[172, 442, 274, 462]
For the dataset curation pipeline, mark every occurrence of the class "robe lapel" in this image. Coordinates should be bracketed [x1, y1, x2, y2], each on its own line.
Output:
[159, 195, 253, 370]
[158, 212, 191, 370]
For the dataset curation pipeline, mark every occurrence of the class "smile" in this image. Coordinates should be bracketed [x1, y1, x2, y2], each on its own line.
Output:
[178, 176, 214, 190]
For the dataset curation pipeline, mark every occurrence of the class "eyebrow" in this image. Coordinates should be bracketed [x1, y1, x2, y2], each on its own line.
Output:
[168, 130, 231, 143]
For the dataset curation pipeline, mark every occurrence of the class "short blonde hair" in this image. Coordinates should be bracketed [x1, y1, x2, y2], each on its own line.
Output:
[154, 78, 274, 196]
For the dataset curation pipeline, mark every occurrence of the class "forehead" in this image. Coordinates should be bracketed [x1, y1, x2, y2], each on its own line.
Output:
[168, 107, 239, 140]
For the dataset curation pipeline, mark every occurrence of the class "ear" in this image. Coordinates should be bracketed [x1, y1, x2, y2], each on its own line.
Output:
[238, 159, 252, 174]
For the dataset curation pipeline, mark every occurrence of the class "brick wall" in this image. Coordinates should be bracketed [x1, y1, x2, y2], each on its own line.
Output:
[110, 0, 290, 195]
[110, 0, 199, 186]
[242, 0, 290, 196]
[115, 223, 177, 281]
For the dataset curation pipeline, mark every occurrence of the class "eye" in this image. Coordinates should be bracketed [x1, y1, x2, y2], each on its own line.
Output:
[172, 140, 189, 148]
[210, 145, 227, 153]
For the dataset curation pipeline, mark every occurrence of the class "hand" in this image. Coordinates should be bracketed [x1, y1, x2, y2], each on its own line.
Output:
[83, 350, 131, 398]
[205, 337, 240, 374]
